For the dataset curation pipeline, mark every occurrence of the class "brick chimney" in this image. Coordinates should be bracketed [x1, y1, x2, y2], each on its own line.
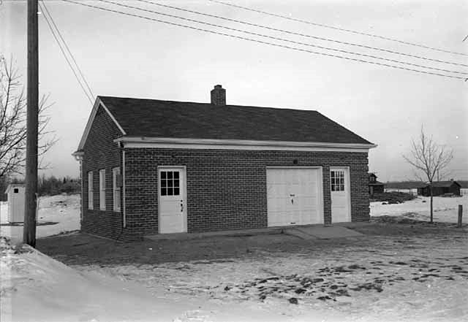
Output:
[210, 85, 226, 106]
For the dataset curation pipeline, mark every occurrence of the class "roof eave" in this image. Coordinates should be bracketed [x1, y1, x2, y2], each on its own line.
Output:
[115, 136, 377, 151]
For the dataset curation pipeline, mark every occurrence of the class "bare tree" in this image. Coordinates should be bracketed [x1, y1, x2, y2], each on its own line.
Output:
[0, 56, 56, 179]
[403, 127, 453, 223]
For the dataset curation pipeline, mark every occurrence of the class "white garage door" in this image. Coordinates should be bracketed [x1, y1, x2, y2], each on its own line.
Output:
[267, 168, 323, 227]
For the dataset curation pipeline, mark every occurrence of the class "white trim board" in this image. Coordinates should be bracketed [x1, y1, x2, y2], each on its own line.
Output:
[77, 97, 126, 151]
[115, 137, 376, 152]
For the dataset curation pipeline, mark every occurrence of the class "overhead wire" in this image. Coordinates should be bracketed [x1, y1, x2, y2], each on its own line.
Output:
[61, 0, 466, 80]
[96, 0, 468, 76]
[39, 1, 94, 104]
[41, 0, 95, 99]
[136, 0, 468, 69]
[208, 0, 468, 58]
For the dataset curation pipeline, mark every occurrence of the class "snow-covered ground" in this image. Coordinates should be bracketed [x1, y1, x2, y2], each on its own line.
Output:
[371, 195, 468, 223]
[0, 194, 80, 243]
[1, 194, 468, 321]
[78, 236, 468, 322]
[6, 234, 466, 322]
[1, 236, 348, 322]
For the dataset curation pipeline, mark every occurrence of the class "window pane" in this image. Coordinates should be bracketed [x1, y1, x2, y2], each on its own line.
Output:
[174, 188, 180, 195]
[168, 179, 173, 188]
[167, 187, 173, 196]
[174, 171, 179, 179]
[168, 172, 173, 180]
[161, 187, 167, 196]
[161, 172, 166, 180]
[174, 180, 179, 188]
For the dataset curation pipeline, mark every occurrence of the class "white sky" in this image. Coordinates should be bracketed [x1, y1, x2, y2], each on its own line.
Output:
[1, 0, 467, 182]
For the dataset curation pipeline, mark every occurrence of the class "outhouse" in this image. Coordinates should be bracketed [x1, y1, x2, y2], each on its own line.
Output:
[6, 184, 25, 223]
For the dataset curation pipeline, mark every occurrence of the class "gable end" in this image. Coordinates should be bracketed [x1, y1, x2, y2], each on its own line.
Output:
[77, 97, 126, 152]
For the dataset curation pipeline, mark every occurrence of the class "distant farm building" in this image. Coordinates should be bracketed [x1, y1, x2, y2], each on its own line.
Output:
[368, 173, 384, 196]
[419, 181, 461, 197]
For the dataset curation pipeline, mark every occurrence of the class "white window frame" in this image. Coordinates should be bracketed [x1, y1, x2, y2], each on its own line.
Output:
[113, 167, 121, 212]
[99, 169, 106, 210]
[88, 171, 93, 210]
[330, 170, 345, 192]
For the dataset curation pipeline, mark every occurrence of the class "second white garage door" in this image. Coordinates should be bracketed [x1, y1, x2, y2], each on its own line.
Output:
[267, 167, 323, 227]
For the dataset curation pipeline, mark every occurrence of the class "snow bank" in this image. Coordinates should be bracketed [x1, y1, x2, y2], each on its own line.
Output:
[0, 194, 80, 243]
[0, 237, 211, 322]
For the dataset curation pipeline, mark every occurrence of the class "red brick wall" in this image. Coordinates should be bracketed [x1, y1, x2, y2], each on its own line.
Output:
[124, 149, 370, 235]
[81, 106, 370, 240]
[81, 106, 136, 240]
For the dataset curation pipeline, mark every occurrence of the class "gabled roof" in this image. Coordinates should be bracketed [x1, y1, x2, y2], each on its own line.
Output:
[430, 181, 461, 188]
[77, 96, 376, 151]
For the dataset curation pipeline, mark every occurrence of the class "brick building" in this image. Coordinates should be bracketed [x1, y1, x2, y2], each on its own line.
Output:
[73, 85, 376, 240]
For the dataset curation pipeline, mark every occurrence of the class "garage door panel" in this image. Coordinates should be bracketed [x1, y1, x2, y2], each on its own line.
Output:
[267, 168, 322, 227]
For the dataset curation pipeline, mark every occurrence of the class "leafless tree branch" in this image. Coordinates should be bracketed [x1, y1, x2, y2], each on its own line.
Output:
[0, 57, 56, 179]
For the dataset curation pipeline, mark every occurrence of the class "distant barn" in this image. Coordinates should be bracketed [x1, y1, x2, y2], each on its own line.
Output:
[419, 181, 461, 197]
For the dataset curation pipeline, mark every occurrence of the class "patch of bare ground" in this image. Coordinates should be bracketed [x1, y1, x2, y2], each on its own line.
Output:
[36, 221, 467, 266]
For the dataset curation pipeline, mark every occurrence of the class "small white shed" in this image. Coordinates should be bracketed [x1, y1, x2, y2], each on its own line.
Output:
[6, 184, 25, 223]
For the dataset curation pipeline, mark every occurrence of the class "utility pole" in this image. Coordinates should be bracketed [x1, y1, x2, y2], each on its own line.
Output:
[24, 0, 39, 247]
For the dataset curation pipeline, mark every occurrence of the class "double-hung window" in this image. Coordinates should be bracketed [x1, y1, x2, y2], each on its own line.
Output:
[112, 167, 121, 212]
[88, 171, 93, 209]
[99, 169, 106, 210]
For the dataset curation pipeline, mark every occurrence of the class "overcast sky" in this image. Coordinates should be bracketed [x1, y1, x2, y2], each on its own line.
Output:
[1, 0, 467, 182]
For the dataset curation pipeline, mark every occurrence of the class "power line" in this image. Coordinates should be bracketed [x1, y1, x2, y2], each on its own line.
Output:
[96, 0, 468, 76]
[136, 0, 468, 69]
[208, 0, 468, 58]
[40, 2, 94, 104]
[61, 0, 466, 80]
[40, 0, 95, 99]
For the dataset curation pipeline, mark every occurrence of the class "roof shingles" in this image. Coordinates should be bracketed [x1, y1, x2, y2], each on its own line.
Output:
[99, 96, 373, 145]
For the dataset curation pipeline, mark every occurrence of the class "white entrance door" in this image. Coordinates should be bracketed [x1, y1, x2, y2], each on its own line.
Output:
[158, 167, 186, 233]
[330, 168, 351, 223]
[267, 168, 323, 227]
